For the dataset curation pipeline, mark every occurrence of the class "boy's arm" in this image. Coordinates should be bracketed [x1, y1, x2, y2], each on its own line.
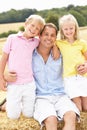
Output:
[52, 44, 60, 60]
[0, 53, 8, 91]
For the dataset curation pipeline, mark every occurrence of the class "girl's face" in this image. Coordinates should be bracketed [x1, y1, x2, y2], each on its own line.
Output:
[24, 20, 41, 39]
[62, 21, 75, 40]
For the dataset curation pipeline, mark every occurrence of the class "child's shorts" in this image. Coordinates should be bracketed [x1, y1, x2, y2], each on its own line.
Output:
[64, 75, 87, 99]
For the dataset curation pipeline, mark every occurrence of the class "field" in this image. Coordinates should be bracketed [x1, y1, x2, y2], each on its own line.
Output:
[79, 26, 87, 41]
[0, 22, 24, 34]
[0, 22, 25, 55]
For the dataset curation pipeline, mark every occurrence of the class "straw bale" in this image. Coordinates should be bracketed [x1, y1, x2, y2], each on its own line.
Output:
[0, 112, 87, 130]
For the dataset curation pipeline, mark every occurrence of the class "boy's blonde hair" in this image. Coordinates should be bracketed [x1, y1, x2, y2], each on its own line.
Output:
[25, 14, 45, 32]
[59, 14, 79, 40]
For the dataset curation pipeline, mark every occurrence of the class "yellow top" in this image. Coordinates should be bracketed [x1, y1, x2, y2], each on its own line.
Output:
[56, 39, 87, 77]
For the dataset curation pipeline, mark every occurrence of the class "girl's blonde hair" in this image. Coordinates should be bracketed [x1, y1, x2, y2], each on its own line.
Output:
[59, 14, 79, 40]
[25, 14, 45, 32]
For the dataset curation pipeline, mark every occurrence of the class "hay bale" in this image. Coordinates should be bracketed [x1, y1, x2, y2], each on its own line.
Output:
[79, 112, 87, 130]
[42, 112, 87, 130]
[0, 112, 40, 130]
[0, 112, 87, 130]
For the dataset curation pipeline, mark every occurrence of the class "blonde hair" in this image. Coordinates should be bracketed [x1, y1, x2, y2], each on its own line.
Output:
[25, 14, 45, 32]
[59, 14, 79, 40]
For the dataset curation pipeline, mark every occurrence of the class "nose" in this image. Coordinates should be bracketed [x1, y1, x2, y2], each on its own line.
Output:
[47, 35, 51, 39]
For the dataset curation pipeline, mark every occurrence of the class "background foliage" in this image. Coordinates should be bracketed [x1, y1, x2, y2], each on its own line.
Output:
[0, 5, 87, 28]
[0, 5, 87, 38]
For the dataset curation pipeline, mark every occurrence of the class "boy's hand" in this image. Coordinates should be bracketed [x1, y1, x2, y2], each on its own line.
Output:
[52, 45, 60, 60]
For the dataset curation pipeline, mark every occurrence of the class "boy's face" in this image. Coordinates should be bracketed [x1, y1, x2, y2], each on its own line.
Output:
[40, 26, 57, 48]
[25, 20, 41, 38]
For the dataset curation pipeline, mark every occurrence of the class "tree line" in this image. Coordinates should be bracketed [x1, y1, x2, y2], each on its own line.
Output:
[0, 4, 87, 29]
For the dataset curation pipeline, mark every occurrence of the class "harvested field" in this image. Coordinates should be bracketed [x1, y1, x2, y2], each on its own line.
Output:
[79, 26, 87, 41]
[0, 22, 24, 34]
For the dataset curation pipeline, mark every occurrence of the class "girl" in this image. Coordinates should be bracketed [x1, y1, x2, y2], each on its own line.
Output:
[56, 14, 87, 111]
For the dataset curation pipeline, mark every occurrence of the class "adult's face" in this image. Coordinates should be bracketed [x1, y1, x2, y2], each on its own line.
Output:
[39, 26, 57, 48]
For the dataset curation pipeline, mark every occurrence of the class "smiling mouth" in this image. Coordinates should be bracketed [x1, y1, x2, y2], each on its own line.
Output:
[29, 29, 35, 34]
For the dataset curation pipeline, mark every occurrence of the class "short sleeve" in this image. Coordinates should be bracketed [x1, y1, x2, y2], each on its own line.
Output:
[3, 35, 13, 54]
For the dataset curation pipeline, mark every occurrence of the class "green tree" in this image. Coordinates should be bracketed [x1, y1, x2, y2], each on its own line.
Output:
[69, 10, 86, 26]
[46, 13, 59, 29]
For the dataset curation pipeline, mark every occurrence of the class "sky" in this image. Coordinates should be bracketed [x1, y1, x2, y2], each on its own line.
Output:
[0, 0, 87, 13]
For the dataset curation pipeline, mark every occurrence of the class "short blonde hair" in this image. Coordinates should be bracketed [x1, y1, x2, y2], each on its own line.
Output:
[25, 14, 45, 32]
[59, 14, 79, 40]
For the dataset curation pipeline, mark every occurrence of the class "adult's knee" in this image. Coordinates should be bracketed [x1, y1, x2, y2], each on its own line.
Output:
[64, 111, 76, 123]
[44, 116, 58, 126]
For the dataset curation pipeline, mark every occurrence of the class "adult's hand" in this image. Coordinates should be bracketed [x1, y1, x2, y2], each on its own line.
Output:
[4, 71, 17, 82]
